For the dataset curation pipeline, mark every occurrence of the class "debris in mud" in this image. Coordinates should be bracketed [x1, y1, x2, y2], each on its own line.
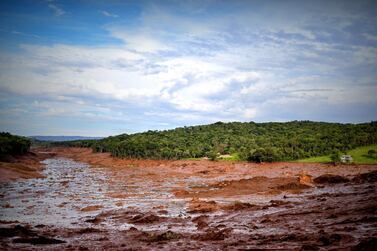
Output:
[0, 225, 65, 245]
[352, 170, 377, 183]
[141, 231, 182, 242]
[194, 228, 232, 241]
[84, 216, 102, 224]
[115, 201, 124, 207]
[268, 200, 292, 207]
[222, 201, 257, 211]
[129, 213, 161, 224]
[274, 181, 311, 190]
[13, 236, 65, 245]
[0, 225, 36, 238]
[188, 198, 219, 213]
[192, 215, 209, 230]
[80, 205, 104, 212]
[313, 174, 350, 184]
[76, 227, 102, 234]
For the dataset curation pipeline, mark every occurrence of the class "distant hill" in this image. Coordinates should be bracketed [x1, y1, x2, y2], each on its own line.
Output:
[30, 136, 103, 142]
[53, 121, 377, 162]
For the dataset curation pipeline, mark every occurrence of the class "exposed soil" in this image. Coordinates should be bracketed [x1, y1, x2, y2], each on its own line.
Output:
[0, 151, 56, 182]
[0, 147, 376, 250]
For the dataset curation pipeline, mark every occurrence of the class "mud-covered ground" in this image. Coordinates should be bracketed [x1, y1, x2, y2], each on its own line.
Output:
[0, 148, 376, 250]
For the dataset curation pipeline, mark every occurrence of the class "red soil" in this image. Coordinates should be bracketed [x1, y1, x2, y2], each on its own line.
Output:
[0, 151, 55, 182]
[1, 147, 376, 250]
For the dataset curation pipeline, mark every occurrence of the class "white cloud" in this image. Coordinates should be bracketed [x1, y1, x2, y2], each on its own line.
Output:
[48, 3, 65, 16]
[108, 28, 172, 53]
[1, 1, 377, 136]
[101, 10, 119, 18]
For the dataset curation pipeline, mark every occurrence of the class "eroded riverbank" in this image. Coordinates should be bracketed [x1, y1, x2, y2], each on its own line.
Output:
[1, 148, 376, 250]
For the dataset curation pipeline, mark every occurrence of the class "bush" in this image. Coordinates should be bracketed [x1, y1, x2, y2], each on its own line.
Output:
[330, 151, 341, 163]
[368, 149, 376, 156]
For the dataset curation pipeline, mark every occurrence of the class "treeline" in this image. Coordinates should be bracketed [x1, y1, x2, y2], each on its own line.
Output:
[52, 121, 377, 162]
[0, 132, 31, 158]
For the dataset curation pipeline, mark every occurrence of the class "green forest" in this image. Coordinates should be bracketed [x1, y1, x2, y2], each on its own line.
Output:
[0, 132, 31, 158]
[51, 121, 377, 162]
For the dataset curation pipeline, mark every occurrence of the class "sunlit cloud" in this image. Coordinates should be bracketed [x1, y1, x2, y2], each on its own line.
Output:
[0, 0, 376, 136]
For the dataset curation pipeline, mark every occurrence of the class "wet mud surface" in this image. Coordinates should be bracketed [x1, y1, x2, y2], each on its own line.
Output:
[1, 148, 376, 250]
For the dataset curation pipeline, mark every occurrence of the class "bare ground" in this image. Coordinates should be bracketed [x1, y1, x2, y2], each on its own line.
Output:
[0, 147, 376, 250]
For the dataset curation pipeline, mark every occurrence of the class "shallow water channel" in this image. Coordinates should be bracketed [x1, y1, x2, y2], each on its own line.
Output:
[0, 158, 193, 229]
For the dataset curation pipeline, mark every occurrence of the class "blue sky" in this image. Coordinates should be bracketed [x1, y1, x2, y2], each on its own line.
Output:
[0, 0, 377, 136]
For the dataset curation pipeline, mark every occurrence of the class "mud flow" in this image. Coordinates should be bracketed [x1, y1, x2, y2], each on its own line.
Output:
[1, 150, 376, 250]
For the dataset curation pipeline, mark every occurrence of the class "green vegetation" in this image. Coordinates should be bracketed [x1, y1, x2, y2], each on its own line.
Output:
[53, 121, 377, 162]
[0, 132, 31, 158]
[297, 144, 377, 164]
[347, 145, 377, 164]
[330, 151, 341, 164]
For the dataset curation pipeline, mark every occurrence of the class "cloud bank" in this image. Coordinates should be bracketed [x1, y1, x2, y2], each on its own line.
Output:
[0, 0, 376, 136]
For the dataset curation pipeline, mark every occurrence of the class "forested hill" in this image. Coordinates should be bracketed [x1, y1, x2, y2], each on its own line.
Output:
[0, 132, 31, 159]
[54, 121, 377, 162]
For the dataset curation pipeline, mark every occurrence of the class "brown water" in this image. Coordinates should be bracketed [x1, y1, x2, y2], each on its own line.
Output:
[1, 157, 376, 250]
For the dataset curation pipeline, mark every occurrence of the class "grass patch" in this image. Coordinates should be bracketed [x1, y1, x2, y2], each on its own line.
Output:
[296, 144, 377, 164]
[218, 153, 241, 161]
[347, 145, 377, 164]
[183, 153, 241, 161]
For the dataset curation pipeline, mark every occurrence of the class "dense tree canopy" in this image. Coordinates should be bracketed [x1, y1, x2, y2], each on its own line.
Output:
[51, 121, 377, 162]
[0, 132, 31, 158]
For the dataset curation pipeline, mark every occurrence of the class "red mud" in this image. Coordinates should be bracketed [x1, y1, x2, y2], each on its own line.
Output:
[0, 151, 56, 182]
[0, 147, 376, 250]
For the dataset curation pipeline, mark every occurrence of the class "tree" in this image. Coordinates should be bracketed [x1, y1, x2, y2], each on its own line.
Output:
[207, 150, 218, 161]
[248, 148, 266, 163]
[330, 151, 341, 164]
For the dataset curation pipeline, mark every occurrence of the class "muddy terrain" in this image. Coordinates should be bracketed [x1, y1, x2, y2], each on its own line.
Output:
[0, 148, 376, 250]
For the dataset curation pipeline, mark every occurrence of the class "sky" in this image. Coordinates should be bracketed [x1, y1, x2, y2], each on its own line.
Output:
[0, 0, 377, 136]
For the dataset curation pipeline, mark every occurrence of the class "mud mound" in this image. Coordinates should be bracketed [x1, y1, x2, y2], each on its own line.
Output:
[129, 213, 161, 224]
[299, 174, 315, 187]
[222, 201, 258, 211]
[313, 174, 349, 184]
[192, 215, 208, 230]
[352, 170, 377, 183]
[188, 199, 219, 213]
[275, 182, 311, 190]
[195, 228, 231, 241]
[178, 176, 312, 198]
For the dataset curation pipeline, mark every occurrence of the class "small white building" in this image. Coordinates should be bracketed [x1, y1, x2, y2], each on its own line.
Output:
[340, 155, 353, 163]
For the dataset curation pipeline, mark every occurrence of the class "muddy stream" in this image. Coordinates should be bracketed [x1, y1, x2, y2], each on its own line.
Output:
[1, 156, 376, 250]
